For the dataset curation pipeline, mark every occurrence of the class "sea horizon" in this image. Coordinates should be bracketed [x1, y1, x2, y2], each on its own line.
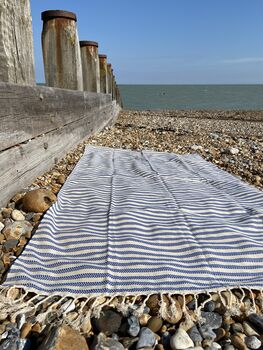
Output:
[118, 84, 263, 111]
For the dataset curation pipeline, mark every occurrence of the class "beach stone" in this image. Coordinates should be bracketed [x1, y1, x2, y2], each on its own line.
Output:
[122, 337, 139, 349]
[139, 314, 151, 326]
[242, 322, 259, 336]
[93, 333, 124, 350]
[244, 336, 261, 350]
[248, 314, 263, 333]
[2, 208, 12, 218]
[229, 147, 239, 155]
[11, 210, 25, 221]
[199, 326, 216, 341]
[136, 327, 156, 349]
[232, 324, 244, 334]
[214, 328, 225, 342]
[3, 239, 18, 252]
[204, 302, 216, 312]
[146, 294, 160, 316]
[20, 323, 32, 339]
[0, 222, 4, 232]
[230, 335, 248, 350]
[0, 261, 4, 273]
[163, 298, 183, 324]
[204, 343, 221, 350]
[127, 315, 140, 337]
[57, 175, 66, 185]
[147, 316, 163, 332]
[93, 309, 122, 336]
[191, 145, 203, 151]
[161, 331, 171, 349]
[188, 326, 203, 344]
[224, 346, 235, 350]
[22, 189, 57, 213]
[37, 325, 88, 350]
[2, 221, 33, 240]
[170, 328, 194, 350]
[201, 312, 222, 329]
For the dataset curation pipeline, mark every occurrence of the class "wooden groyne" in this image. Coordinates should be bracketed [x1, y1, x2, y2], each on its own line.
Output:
[0, 2, 122, 207]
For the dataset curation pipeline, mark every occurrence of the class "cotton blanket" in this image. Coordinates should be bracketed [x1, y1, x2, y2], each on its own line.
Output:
[2, 146, 263, 307]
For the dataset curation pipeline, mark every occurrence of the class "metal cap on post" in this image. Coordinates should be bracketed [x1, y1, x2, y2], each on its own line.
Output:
[107, 64, 113, 96]
[79, 41, 100, 93]
[41, 10, 83, 90]
[99, 54, 108, 94]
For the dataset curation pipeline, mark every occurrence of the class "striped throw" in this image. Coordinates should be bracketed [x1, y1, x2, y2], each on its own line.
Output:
[3, 146, 263, 298]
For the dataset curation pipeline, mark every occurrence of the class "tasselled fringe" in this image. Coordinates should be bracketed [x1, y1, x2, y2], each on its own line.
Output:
[0, 286, 263, 335]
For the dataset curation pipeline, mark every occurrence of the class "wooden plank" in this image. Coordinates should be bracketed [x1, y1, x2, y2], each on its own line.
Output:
[0, 101, 119, 207]
[0, 82, 112, 151]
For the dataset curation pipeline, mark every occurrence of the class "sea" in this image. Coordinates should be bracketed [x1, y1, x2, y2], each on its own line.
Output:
[119, 85, 263, 110]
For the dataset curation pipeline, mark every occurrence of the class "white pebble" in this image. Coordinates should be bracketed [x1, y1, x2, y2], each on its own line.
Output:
[0, 222, 4, 232]
[229, 147, 239, 155]
[11, 209, 25, 221]
[170, 328, 194, 350]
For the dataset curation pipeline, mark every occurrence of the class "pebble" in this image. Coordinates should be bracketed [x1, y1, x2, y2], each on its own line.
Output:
[248, 314, 263, 333]
[146, 294, 160, 316]
[127, 315, 140, 337]
[95, 332, 124, 350]
[229, 147, 240, 155]
[2, 221, 33, 240]
[37, 325, 88, 350]
[22, 189, 57, 213]
[201, 312, 222, 329]
[188, 325, 203, 344]
[170, 328, 194, 350]
[204, 301, 216, 312]
[147, 316, 163, 333]
[2, 208, 12, 218]
[244, 336, 261, 350]
[20, 323, 32, 339]
[93, 309, 122, 336]
[0, 222, 4, 232]
[3, 239, 18, 252]
[242, 322, 259, 336]
[11, 210, 25, 221]
[199, 326, 216, 341]
[230, 335, 248, 350]
[57, 174, 66, 185]
[136, 327, 156, 349]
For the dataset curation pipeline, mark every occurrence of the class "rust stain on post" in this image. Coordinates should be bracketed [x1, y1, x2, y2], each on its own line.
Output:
[41, 10, 83, 90]
[80, 41, 100, 93]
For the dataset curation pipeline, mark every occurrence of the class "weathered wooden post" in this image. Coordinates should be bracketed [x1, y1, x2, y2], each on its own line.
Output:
[107, 64, 112, 96]
[99, 54, 108, 94]
[80, 41, 100, 93]
[41, 10, 83, 90]
[0, 0, 35, 85]
[112, 75, 117, 100]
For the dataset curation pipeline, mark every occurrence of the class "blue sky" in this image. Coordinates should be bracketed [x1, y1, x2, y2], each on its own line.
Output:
[31, 0, 263, 84]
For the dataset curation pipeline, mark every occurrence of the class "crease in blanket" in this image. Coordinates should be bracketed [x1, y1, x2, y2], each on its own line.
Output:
[0, 285, 262, 334]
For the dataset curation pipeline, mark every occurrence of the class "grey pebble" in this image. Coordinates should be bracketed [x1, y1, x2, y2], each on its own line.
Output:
[188, 326, 203, 343]
[127, 315, 140, 337]
[204, 301, 216, 312]
[136, 327, 156, 349]
[245, 336, 262, 350]
[201, 312, 222, 329]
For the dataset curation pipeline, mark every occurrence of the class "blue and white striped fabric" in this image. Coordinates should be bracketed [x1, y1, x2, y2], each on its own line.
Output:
[4, 146, 263, 297]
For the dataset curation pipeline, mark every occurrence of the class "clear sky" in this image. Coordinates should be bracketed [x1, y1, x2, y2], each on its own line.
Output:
[31, 0, 263, 84]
